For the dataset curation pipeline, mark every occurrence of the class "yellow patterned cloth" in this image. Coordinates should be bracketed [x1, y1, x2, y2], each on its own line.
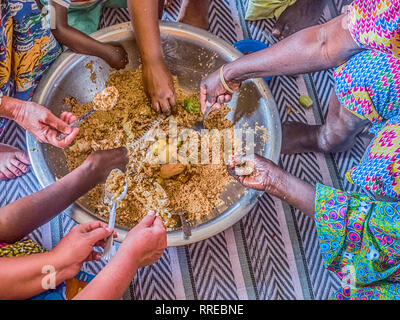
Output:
[0, 239, 45, 257]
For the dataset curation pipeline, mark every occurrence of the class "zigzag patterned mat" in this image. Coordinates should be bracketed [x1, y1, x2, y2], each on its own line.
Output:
[0, 0, 371, 300]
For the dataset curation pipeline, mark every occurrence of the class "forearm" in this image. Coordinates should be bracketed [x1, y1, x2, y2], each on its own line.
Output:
[52, 25, 111, 60]
[127, 0, 164, 64]
[224, 14, 362, 82]
[73, 246, 138, 300]
[0, 96, 23, 120]
[266, 167, 316, 218]
[0, 252, 70, 300]
[0, 161, 99, 243]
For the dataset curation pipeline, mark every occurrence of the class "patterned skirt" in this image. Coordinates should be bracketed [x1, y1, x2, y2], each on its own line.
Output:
[315, 183, 400, 300]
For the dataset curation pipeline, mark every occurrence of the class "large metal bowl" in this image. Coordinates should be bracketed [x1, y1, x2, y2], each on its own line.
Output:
[27, 22, 281, 246]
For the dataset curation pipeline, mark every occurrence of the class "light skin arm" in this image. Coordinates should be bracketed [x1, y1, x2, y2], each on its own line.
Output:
[0, 222, 116, 300]
[50, 3, 128, 69]
[0, 251, 73, 299]
[200, 14, 364, 112]
[73, 213, 167, 300]
[127, 0, 177, 114]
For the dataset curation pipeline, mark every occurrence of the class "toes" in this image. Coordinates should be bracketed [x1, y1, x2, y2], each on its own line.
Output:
[10, 158, 29, 174]
[280, 23, 293, 39]
[272, 26, 282, 38]
[8, 164, 23, 177]
[14, 151, 31, 165]
[1, 168, 15, 180]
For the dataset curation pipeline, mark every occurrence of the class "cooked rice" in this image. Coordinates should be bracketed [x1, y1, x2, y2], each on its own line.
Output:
[64, 67, 234, 230]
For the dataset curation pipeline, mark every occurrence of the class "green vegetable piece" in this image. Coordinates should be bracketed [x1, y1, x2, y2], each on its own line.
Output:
[184, 97, 201, 114]
[299, 95, 313, 108]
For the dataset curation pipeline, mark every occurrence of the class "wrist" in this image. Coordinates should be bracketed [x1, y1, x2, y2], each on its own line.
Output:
[0, 96, 24, 121]
[223, 62, 240, 84]
[113, 242, 140, 271]
[80, 158, 103, 185]
[45, 250, 75, 283]
[99, 44, 115, 61]
[263, 162, 285, 196]
[141, 53, 165, 67]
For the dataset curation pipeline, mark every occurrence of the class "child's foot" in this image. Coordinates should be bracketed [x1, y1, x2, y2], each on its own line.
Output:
[0, 144, 31, 180]
[177, 0, 210, 30]
[272, 0, 327, 40]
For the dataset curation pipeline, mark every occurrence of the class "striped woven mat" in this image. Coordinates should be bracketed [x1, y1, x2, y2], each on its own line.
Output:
[0, 0, 371, 300]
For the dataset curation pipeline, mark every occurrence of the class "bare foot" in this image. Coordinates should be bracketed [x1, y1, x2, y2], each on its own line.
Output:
[282, 121, 321, 155]
[177, 0, 210, 30]
[272, 0, 327, 40]
[0, 144, 30, 180]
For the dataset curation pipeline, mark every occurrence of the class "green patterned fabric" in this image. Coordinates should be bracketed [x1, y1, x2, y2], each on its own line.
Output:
[315, 183, 400, 300]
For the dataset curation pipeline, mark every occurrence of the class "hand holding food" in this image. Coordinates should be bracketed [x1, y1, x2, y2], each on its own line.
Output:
[103, 44, 129, 70]
[118, 211, 167, 269]
[228, 154, 280, 192]
[13, 99, 79, 148]
[83, 147, 129, 184]
[200, 65, 241, 114]
[51, 221, 116, 279]
[142, 60, 177, 115]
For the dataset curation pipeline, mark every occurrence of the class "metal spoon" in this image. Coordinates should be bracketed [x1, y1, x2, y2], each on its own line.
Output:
[57, 86, 118, 141]
[193, 101, 213, 132]
[103, 169, 128, 260]
[172, 210, 191, 240]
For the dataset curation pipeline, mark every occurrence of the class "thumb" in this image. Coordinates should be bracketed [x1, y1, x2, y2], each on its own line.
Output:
[87, 227, 113, 245]
[200, 85, 208, 115]
[139, 211, 157, 228]
[44, 112, 72, 135]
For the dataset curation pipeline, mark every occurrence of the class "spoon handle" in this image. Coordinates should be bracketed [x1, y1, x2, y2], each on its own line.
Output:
[57, 109, 95, 140]
[180, 215, 192, 239]
[103, 201, 117, 259]
[202, 102, 213, 123]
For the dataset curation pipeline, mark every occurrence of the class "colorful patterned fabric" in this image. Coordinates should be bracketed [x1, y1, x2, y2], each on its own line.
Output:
[315, 183, 400, 300]
[0, 0, 61, 136]
[347, 0, 400, 59]
[0, 0, 62, 100]
[345, 119, 400, 199]
[334, 50, 400, 135]
[0, 239, 45, 256]
[332, 0, 400, 198]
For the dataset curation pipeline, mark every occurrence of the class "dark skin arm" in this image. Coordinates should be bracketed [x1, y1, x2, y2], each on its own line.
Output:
[200, 14, 364, 113]
[228, 154, 316, 218]
[50, 3, 128, 70]
[0, 148, 128, 243]
[127, 0, 177, 115]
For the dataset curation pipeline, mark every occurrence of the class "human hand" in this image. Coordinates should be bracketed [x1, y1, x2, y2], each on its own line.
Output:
[119, 211, 167, 269]
[13, 99, 79, 148]
[227, 154, 281, 192]
[52, 221, 116, 279]
[200, 65, 241, 114]
[104, 44, 129, 70]
[83, 147, 129, 184]
[142, 60, 177, 115]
